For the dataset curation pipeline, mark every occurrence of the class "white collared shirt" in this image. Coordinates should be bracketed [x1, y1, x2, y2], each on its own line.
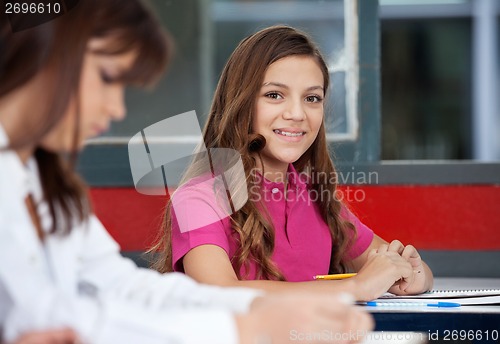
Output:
[0, 123, 262, 343]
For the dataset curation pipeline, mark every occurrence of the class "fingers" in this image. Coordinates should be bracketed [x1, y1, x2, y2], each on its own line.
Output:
[377, 252, 413, 290]
[398, 278, 410, 291]
[345, 309, 374, 343]
[401, 244, 420, 260]
[394, 259, 417, 292]
[332, 303, 374, 344]
[243, 293, 374, 344]
[387, 240, 405, 254]
[14, 329, 78, 344]
[376, 244, 388, 253]
[383, 241, 423, 270]
[376, 250, 414, 278]
[322, 315, 367, 344]
[318, 294, 374, 344]
[377, 240, 404, 254]
[316, 293, 352, 319]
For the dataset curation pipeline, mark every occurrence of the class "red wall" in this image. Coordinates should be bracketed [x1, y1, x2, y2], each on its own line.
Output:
[90, 185, 500, 251]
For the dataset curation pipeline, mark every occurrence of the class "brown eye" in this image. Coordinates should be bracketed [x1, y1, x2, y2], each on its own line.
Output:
[100, 70, 115, 84]
[305, 95, 323, 103]
[265, 92, 283, 100]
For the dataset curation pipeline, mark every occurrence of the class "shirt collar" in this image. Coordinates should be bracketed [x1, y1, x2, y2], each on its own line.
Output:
[260, 164, 308, 191]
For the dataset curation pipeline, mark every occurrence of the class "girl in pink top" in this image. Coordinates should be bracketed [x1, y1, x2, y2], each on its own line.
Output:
[152, 25, 433, 301]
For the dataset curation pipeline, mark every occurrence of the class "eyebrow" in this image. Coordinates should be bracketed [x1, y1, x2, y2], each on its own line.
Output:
[262, 82, 324, 92]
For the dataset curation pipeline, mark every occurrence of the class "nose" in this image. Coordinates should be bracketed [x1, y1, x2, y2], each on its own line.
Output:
[282, 97, 306, 121]
[106, 84, 126, 121]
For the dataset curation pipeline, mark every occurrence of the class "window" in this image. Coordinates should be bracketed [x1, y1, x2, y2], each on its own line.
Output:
[380, 0, 500, 160]
[381, 18, 472, 159]
[80, 0, 380, 186]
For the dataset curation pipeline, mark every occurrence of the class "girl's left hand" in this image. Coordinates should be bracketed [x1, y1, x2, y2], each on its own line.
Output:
[377, 240, 427, 294]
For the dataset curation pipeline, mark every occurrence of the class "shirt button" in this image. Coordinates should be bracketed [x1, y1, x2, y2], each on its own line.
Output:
[271, 188, 279, 194]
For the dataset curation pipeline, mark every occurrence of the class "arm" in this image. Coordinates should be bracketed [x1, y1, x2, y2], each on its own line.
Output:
[183, 243, 395, 301]
[2, 253, 373, 344]
[182, 238, 432, 302]
[183, 244, 357, 293]
[0, 215, 255, 344]
[78, 215, 261, 314]
[3, 251, 373, 344]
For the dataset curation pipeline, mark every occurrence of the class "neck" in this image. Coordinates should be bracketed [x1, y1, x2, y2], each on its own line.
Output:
[253, 157, 289, 183]
[16, 147, 35, 164]
[0, 93, 36, 164]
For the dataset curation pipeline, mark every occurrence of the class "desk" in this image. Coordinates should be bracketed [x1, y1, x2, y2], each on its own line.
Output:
[367, 278, 500, 343]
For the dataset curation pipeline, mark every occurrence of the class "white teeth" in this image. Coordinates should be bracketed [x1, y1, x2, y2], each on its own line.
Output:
[274, 129, 305, 137]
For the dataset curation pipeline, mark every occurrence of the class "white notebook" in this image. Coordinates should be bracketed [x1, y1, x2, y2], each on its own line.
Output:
[377, 289, 500, 305]
[381, 289, 500, 299]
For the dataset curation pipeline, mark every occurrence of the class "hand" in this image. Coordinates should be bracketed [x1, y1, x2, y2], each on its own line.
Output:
[352, 249, 414, 301]
[10, 329, 78, 344]
[237, 292, 373, 344]
[382, 240, 428, 294]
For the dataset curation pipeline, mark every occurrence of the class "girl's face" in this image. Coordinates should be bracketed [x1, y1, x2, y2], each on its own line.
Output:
[253, 55, 325, 173]
[40, 38, 136, 152]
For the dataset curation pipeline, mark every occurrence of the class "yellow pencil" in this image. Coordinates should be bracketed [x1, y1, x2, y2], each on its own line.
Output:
[313, 273, 357, 280]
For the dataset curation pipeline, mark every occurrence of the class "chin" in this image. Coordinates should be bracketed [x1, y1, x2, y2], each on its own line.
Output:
[277, 154, 302, 164]
[40, 142, 82, 154]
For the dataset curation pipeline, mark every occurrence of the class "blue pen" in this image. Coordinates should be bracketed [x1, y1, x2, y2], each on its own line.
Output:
[365, 301, 461, 308]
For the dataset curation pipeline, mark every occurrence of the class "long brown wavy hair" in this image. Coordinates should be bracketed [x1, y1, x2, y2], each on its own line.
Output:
[0, 0, 171, 234]
[152, 25, 355, 279]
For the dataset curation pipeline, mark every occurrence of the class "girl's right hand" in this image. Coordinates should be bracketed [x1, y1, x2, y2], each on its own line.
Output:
[237, 292, 373, 344]
[352, 249, 414, 301]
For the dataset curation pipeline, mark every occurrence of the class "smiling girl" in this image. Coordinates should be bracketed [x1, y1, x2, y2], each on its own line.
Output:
[155, 25, 433, 302]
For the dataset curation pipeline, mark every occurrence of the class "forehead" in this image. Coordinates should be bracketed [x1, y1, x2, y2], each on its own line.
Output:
[87, 38, 137, 67]
[263, 55, 324, 84]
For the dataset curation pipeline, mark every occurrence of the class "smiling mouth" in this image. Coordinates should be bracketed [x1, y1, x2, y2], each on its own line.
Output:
[273, 129, 306, 137]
